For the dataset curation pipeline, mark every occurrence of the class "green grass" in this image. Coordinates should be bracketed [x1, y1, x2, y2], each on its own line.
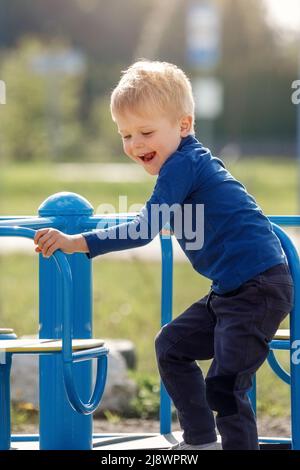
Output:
[228, 157, 297, 215]
[0, 162, 154, 215]
[0, 157, 297, 215]
[0, 157, 297, 421]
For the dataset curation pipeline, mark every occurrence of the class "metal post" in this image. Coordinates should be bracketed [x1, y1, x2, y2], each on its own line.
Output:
[159, 232, 173, 435]
[297, 87, 300, 213]
[248, 375, 256, 416]
[38, 192, 94, 449]
[0, 329, 17, 450]
[0, 354, 12, 450]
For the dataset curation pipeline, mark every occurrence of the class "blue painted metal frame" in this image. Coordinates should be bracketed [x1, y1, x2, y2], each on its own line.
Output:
[159, 230, 173, 435]
[267, 350, 290, 385]
[0, 196, 299, 449]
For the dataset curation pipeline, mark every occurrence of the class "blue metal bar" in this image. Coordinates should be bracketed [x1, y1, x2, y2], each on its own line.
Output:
[72, 346, 109, 363]
[0, 216, 33, 220]
[0, 217, 59, 229]
[81, 214, 136, 231]
[81, 214, 300, 230]
[297, 90, 300, 214]
[7, 348, 107, 357]
[270, 340, 290, 350]
[0, 226, 37, 240]
[0, 353, 12, 450]
[267, 350, 290, 385]
[159, 231, 173, 435]
[248, 375, 256, 415]
[5, 214, 294, 233]
[11, 434, 39, 442]
[268, 216, 300, 226]
[63, 355, 108, 415]
[259, 437, 291, 444]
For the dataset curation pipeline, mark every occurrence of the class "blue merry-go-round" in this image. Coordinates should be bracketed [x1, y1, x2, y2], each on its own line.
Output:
[0, 192, 299, 450]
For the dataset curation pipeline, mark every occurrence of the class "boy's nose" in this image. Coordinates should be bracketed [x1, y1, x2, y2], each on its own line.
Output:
[131, 135, 144, 147]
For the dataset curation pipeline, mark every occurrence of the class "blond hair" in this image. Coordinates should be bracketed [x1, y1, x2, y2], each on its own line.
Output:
[110, 60, 195, 134]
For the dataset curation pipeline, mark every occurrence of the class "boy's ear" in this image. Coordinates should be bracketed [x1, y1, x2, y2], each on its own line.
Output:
[180, 115, 193, 137]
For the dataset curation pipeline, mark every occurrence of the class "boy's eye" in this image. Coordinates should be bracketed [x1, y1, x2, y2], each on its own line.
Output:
[122, 132, 153, 140]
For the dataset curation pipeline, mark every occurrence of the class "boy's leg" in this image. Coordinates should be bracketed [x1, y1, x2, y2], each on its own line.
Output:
[205, 263, 294, 450]
[155, 294, 217, 445]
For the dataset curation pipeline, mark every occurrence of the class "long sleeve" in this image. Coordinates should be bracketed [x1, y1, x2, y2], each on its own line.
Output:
[82, 151, 194, 259]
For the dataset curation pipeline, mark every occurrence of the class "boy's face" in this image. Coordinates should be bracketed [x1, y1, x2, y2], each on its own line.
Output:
[114, 110, 192, 175]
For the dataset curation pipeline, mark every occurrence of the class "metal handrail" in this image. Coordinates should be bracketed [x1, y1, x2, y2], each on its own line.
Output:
[0, 226, 108, 415]
[266, 224, 300, 383]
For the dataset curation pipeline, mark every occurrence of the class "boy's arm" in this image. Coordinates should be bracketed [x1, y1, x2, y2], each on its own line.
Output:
[82, 200, 157, 259]
[82, 152, 194, 259]
[73, 234, 90, 253]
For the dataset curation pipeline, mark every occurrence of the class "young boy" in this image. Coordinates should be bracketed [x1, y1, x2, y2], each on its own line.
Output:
[34, 60, 294, 450]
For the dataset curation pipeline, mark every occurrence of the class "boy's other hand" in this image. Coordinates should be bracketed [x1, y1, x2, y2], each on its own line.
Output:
[33, 228, 88, 258]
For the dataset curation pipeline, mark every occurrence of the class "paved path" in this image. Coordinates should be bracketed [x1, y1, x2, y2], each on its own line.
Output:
[55, 162, 152, 183]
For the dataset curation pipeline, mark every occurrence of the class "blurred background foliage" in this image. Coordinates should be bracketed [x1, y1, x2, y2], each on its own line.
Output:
[0, 0, 297, 163]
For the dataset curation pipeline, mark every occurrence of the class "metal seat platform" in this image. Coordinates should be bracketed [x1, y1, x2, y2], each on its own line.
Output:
[273, 329, 289, 340]
[0, 338, 105, 353]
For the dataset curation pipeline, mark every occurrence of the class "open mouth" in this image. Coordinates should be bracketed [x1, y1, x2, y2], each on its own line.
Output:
[138, 151, 156, 163]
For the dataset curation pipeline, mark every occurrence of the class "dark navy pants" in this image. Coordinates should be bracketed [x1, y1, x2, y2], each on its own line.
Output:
[155, 263, 294, 450]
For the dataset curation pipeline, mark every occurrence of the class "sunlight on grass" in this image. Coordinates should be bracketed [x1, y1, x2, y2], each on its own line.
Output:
[1, 157, 297, 215]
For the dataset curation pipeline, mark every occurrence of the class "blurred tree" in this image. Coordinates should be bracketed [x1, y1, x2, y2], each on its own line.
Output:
[0, 0, 150, 64]
[214, 0, 297, 143]
[0, 37, 84, 162]
[153, 0, 297, 146]
[83, 94, 123, 162]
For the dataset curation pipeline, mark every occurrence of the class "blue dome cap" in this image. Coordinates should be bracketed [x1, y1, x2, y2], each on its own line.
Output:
[38, 192, 94, 216]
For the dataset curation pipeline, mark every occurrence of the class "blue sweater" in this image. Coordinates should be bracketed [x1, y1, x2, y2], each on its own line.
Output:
[82, 135, 285, 294]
